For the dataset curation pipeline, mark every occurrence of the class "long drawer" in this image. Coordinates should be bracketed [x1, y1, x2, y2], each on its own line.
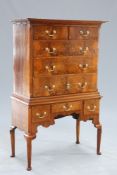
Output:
[32, 74, 97, 97]
[32, 40, 97, 58]
[33, 56, 97, 76]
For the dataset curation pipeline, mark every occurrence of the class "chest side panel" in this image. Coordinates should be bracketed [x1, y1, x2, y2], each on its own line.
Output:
[13, 22, 31, 97]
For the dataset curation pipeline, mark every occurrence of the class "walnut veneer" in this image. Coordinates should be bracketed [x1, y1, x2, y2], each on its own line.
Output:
[10, 18, 105, 170]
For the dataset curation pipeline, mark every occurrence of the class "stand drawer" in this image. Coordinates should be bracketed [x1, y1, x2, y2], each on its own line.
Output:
[32, 40, 97, 58]
[84, 99, 99, 115]
[52, 101, 82, 113]
[31, 105, 50, 123]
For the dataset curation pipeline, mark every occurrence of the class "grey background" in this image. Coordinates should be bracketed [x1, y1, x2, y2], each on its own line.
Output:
[0, 0, 117, 174]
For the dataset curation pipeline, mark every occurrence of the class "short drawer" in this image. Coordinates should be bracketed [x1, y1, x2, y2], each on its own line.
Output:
[52, 101, 82, 113]
[69, 26, 99, 40]
[32, 105, 50, 123]
[32, 25, 68, 40]
[84, 99, 99, 115]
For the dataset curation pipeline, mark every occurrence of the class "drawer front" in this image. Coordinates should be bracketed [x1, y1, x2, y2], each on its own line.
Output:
[32, 40, 97, 58]
[66, 74, 97, 94]
[84, 99, 99, 115]
[32, 105, 50, 123]
[32, 74, 97, 97]
[32, 26, 68, 40]
[52, 101, 82, 113]
[33, 57, 97, 76]
[69, 26, 99, 40]
[66, 57, 97, 74]
[33, 58, 66, 76]
[33, 75, 66, 97]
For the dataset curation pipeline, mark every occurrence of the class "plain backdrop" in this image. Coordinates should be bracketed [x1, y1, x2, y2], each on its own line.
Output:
[0, 0, 117, 175]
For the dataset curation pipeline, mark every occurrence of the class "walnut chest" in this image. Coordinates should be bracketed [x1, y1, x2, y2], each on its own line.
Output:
[10, 18, 105, 170]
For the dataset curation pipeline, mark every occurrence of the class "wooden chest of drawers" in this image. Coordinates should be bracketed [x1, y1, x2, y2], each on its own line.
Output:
[10, 18, 105, 170]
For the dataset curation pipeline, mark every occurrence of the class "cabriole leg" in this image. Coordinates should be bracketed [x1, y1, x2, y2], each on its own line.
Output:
[76, 119, 80, 144]
[10, 126, 17, 157]
[24, 134, 36, 171]
[96, 124, 102, 155]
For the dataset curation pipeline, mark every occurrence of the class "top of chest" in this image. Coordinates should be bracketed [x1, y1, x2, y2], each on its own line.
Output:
[12, 18, 105, 41]
[12, 18, 105, 26]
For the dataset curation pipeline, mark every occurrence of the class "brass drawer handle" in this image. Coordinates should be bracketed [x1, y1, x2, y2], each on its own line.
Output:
[36, 112, 47, 119]
[45, 85, 56, 94]
[45, 47, 57, 55]
[78, 82, 88, 89]
[45, 65, 56, 72]
[80, 30, 90, 37]
[87, 105, 96, 112]
[45, 30, 56, 37]
[79, 63, 89, 70]
[63, 104, 73, 111]
[66, 83, 71, 90]
[79, 47, 89, 55]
